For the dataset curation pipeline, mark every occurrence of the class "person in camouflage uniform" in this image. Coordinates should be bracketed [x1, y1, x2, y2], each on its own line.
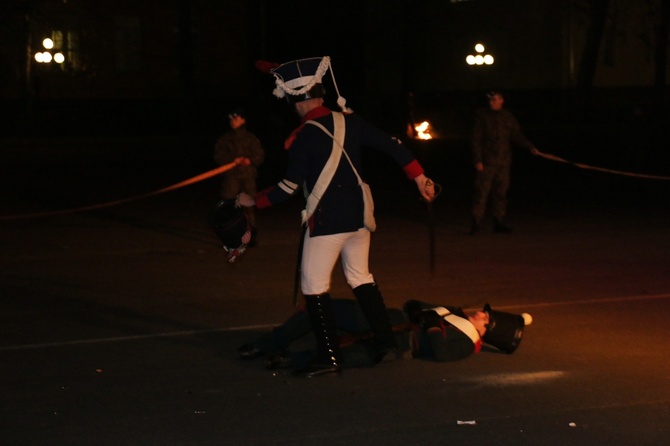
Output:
[213, 109, 265, 227]
[470, 91, 538, 235]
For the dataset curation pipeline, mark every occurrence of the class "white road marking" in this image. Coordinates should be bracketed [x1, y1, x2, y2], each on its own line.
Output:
[0, 324, 277, 352]
[2, 293, 669, 352]
[460, 371, 566, 387]
[467, 292, 670, 311]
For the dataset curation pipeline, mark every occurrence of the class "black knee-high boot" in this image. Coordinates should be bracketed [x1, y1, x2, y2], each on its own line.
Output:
[294, 294, 342, 377]
[353, 283, 398, 363]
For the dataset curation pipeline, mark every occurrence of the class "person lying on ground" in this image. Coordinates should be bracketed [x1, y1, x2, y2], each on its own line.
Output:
[236, 299, 531, 372]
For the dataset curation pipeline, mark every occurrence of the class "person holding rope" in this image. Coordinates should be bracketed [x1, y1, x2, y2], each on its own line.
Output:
[214, 108, 265, 231]
[470, 91, 538, 235]
[237, 56, 435, 377]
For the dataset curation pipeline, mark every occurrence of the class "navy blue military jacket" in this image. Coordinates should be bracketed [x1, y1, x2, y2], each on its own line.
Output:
[256, 106, 423, 236]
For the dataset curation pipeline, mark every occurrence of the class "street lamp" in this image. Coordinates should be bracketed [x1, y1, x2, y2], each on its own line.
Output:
[34, 36, 65, 65]
[466, 43, 494, 91]
[466, 43, 494, 66]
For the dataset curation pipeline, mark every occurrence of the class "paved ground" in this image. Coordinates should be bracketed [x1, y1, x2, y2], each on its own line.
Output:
[1, 133, 670, 445]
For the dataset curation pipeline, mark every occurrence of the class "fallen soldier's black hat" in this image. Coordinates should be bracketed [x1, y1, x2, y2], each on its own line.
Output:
[482, 303, 527, 354]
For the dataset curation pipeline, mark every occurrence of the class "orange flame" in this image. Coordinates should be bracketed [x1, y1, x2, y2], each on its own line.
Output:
[414, 121, 433, 140]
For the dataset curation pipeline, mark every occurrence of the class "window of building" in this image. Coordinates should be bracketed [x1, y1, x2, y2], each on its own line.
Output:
[114, 16, 142, 72]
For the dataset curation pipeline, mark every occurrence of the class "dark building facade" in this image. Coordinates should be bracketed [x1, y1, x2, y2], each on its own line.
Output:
[1, 0, 259, 135]
[1, 0, 667, 136]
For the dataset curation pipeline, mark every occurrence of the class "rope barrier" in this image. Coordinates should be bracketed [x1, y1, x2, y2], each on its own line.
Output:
[535, 150, 670, 181]
[0, 159, 242, 222]
[3, 149, 668, 222]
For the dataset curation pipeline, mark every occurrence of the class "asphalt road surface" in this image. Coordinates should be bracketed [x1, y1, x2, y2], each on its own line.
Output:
[2, 135, 670, 445]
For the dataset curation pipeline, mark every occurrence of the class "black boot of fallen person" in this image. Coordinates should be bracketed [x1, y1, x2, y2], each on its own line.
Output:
[353, 283, 399, 364]
[237, 308, 312, 360]
[493, 219, 512, 233]
[237, 343, 262, 359]
[265, 351, 292, 370]
[293, 294, 342, 378]
[469, 218, 481, 236]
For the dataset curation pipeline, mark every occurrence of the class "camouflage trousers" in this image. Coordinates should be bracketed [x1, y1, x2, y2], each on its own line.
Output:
[220, 174, 257, 226]
[471, 163, 510, 221]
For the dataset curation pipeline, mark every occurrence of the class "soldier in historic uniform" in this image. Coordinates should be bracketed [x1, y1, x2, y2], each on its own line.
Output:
[403, 300, 529, 360]
[237, 299, 411, 371]
[238, 56, 435, 377]
[236, 299, 531, 371]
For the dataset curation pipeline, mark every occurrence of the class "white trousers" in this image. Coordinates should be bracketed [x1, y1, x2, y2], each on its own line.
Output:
[301, 228, 375, 295]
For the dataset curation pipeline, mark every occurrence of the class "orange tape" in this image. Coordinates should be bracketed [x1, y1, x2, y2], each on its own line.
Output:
[0, 160, 241, 221]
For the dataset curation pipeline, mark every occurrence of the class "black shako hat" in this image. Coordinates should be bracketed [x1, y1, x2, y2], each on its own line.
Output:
[271, 57, 326, 104]
[263, 56, 352, 112]
[207, 199, 253, 262]
[482, 303, 526, 354]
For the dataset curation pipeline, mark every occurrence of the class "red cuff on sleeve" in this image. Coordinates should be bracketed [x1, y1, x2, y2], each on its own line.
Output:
[403, 159, 424, 179]
[474, 340, 482, 354]
[254, 188, 273, 209]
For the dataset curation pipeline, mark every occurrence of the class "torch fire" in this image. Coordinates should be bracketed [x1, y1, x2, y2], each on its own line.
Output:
[413, 121, 433, 140]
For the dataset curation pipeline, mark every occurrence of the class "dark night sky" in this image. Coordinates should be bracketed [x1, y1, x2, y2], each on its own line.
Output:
[253, 1, 371, 106]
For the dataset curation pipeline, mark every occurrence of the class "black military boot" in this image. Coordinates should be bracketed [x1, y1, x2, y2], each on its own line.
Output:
[493, 219, 512, 233]
[469, 217, 481, 235]
[237, 343, 262, 359]
[265, 351, 292, 370]
[293, 294, 342, 378]
[353, 283, 398, 364]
